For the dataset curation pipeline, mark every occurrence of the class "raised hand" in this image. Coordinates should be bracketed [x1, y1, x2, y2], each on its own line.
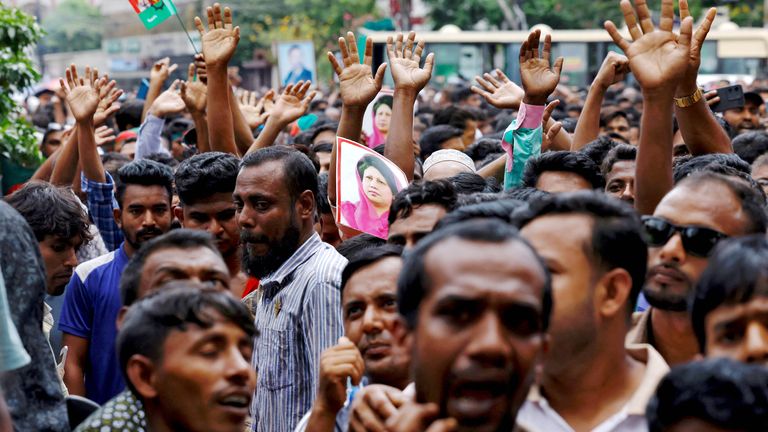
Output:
[195, 3, 240, 69]
[94, 125, 116, 147]
[180, 63, 208, 114]
[238, 89, 272, 129]
[150, 57, 178, 83]
[542, 100, 564, 150]
[193, 53, 208, 84]
[520, 30, 564, 105]
[472, 69, 524, 109]
[678, 0, 716, 94]
[315, 338, 364, 414]
[387, 32, 434, 94]
[59, 64, 103, 123]
[270, 81, 317, 126]
[604, 0, 692, 96]
[593, 51, 630, 91]
[93, 74, 123, 126]
[149, 80, 186, 118]
[328, 32, 387, 108]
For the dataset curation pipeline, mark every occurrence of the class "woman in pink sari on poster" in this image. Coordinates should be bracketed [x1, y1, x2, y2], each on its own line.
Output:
[340, 155, 400, 238]
[366, 95, 393, 148]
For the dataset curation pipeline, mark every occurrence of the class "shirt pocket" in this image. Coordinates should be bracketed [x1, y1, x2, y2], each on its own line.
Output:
[258, 328, 295, 390]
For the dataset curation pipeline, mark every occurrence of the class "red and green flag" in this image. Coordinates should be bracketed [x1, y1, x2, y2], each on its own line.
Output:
[129, 0, 177, 30]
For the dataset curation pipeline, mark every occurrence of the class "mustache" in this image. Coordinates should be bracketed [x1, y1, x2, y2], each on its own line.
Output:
[240, 231, 269, 244]
[136, 227, 163, 238]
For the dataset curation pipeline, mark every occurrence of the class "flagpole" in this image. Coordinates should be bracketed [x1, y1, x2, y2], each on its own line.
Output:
[174, 10, 200, 55]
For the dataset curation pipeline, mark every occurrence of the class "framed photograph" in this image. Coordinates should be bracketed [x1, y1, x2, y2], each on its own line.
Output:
[335, 137, 408, 239]
[275, 41, 317, 87]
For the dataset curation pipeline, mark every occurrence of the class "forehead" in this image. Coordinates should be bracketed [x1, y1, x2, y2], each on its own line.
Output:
[123, 184, 170, 203]
[144, 246, 228, 273]
[536, 171, 592, 193]
[607, 160, 635, 181]
[343, 257, 402, 302]
[162, 316, 248, 355]
[521, 214, 592, 261]
[423, 238, 546, 303]
[389, 204, 447, 236]
[236, 162, 288, 196]
[654, 182, 748, 235]
[707, 295, 768, 324]
[45, 130, 64, 141]
[184, 192, 236, 212]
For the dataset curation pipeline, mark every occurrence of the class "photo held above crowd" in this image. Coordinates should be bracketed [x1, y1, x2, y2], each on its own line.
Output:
[4, 0, 768, 431]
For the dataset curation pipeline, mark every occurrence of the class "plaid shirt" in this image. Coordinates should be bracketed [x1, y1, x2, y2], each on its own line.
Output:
[82, 173, 123, 252]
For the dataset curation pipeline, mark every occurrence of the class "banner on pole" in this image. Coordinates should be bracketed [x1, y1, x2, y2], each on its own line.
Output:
[129, 0, 177, 30]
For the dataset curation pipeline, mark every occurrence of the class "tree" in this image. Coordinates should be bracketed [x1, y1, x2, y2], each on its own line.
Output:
[0, 5, 44, 175]
[40, 0, 102, 53]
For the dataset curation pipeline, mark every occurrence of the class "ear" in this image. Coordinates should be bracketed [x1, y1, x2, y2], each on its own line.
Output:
[296, 190, 316, 221]
[113, 207, 122, 229]
[595, 268, 632, 320]
[125, 354, 159, 400]
[116, 306, 129, 331]
[173, 206, 185, 225]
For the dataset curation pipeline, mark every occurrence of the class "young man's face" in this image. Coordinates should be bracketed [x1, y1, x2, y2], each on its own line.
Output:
[151, 315, 256, 432]
[413, 238, 547, 432]
[39, 234, 82, 296]
[461, 120, 478, 147]
[388, 204, 447, 250]
[602, 116, 631, 142]
[116, 184, 172, 253]
[41, 130, 64, 158]
[605, 160, 636, 205]
[342, 257, 409, 386]
[178, 192, 240, 259]
[723, 102, 760, 133]
[705, 296, 768, 366]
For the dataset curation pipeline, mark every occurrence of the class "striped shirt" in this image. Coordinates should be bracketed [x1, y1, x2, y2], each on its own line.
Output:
[250, 233, 347, 432]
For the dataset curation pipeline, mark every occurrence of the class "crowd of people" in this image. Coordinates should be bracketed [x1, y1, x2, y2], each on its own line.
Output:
[2, 0, 768, 430]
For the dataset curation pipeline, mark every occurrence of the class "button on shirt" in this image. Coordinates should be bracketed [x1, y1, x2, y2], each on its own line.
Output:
[59, 244, 130, 404]
[250, 233, 347, 432]
[516, 344, 669, 432]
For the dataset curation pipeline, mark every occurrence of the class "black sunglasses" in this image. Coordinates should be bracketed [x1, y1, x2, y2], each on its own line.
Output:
[641, 216, 728, 258]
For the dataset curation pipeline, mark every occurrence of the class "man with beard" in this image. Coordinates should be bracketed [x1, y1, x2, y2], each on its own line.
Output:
[386, 219, 552, 432]
[517, 192, 669, 431]
[722, 88, 763, 135]
[175, 152, 248, 297]
[296, 245, 410, 432]
[234, 146, 347, 432]
[60, 158, 174, 404]
[628, 172, 767, 366]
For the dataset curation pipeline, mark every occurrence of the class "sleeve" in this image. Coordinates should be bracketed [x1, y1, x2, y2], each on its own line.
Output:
[84, 172, 123, 251]
[58, 273, 93, 339]
[135, 114, 169, 159]
[501, 103, 546, 190]
[301, 280, 344, 396]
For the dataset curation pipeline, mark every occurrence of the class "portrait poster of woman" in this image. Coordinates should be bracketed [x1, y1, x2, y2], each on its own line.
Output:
[336, 137, 408, 239]
[361, 90, 393, 149]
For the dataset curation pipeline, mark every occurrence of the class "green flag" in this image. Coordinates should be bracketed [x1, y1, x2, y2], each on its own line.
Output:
[130, 0, 177, 30]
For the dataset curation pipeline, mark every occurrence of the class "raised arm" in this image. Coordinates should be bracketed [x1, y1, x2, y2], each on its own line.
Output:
[180, 63, 211, 153]
[386, 32, 434, 182]
[570, 52, 629, 150]
[136, 80, 185, 159]
[674, 2, 730, 155]
[230, 87, 259, 156]
[605, 0, 692, 214]
[141, 57, 178, 122]
[245, 82, 316, 154]
[60, 64, 104, 182]
[327, 32, 386, 205]
[196, 3, 240, 155]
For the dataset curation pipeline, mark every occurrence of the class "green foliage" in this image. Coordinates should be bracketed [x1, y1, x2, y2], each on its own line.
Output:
[0, 5, 44, 168]
[40, 0, 102, 53]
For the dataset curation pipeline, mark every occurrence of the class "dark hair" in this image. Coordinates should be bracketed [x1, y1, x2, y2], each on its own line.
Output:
[357, 156, 399, 195]
[673, 153, 751, 184]
[309, 121, 339, 144]
[240, 146, 319, 204]
[646, 358, 768, 432]
[117, 287, 256, 397]
[175, 152, 239, 206]
[447, 172, 501, 194]
[397, 219, 552, 330]
[432, 106, 477, 130]
[143, 152, 178, 169]
[115, 99, 144, 131]
[436, 199, 526, 229]
[5, 181, 92, 244]
[388, 180, 458, 226]
[419, 125, 463, 160]
[732, 131, 768, 165]
[691, 235, 768, 352]
[502, 187, 551, 203]
[517, 191, 647, 317]
[373, 95, 393, 113]
[452, 86, 474, 104]
[678, 172, 768, 235]
[456, 192, 507, 207]
[522, 151, 605, 190]
[120, 229, 221, 307]
[465, 138, 503, 163]
[115, 159, 174, 208]
[599, 110, 629, 128]
[341, 244, 404, 298]
[316, 172, 331, 215]
[579, 136, 620, 167]
[335, 234, 386, 259]
[601, 144, 637, 177]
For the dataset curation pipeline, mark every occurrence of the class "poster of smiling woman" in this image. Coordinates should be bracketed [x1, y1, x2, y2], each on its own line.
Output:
[336, 137, 408, 239]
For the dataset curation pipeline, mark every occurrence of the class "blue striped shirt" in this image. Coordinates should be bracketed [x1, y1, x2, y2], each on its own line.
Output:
[250, 233, 347, 432]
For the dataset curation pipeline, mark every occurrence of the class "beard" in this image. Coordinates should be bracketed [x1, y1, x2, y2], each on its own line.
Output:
[240, 219, 302, 279]
[642, 285, 689, 312]
[124, 226, 165, 251]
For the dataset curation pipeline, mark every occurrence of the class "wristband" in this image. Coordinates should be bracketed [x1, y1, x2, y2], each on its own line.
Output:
[674, 88, 703, 108]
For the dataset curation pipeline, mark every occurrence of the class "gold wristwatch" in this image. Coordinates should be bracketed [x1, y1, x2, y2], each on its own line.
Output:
[674, 88, 703, 108]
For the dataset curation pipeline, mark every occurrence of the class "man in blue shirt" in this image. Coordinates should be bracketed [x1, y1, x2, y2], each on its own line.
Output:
[59, 159, 174, 404]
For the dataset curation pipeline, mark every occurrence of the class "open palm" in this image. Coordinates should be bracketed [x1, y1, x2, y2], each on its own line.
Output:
[624, 32, 688, 91]
[520, 59, 560, 100]
[271, 81, 316, 125]
[60, 64, 101, 123]
[195, 4, 240, 67]
[329, 32, 386, 108]
[472, 69, 524, 109]
[390, 58, 431, 90]
[387, 32, 434, 92]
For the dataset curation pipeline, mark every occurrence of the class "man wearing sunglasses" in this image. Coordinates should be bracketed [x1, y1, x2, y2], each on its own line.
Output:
[628, 172, 768, 366]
